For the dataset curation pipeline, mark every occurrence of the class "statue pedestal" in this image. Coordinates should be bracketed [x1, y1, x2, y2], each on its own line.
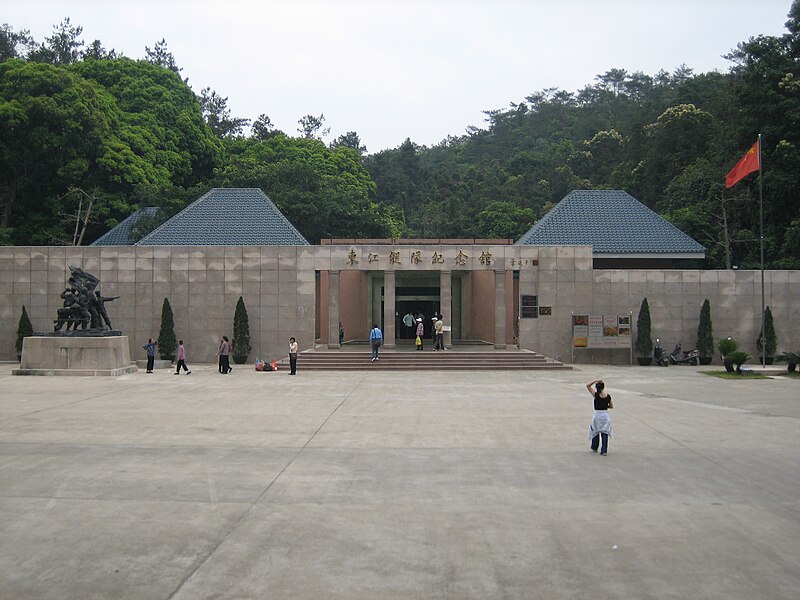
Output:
[13, 335, 137, 376]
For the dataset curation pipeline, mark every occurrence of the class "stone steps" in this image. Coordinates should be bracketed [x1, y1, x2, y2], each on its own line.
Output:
[279, 350, 570, 371]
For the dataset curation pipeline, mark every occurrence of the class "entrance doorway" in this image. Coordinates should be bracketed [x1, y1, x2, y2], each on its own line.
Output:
[382, 285, 439, 340]
[396, 298, 439, 340]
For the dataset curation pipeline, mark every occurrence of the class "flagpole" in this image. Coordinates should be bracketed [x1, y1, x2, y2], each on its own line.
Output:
[758, 133, 765, 367]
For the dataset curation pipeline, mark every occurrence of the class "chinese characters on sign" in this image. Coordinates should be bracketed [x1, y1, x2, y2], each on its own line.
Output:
[342, 249, 538, 268]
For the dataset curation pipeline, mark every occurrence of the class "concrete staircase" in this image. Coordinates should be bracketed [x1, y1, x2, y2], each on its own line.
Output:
[281, 347, 570, 371]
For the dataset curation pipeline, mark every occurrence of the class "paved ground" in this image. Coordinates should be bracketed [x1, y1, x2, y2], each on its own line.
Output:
[0, 363, 798, 599]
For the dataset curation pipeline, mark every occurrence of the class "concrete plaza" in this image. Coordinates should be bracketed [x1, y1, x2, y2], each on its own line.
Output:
[0, 363, 798, 599]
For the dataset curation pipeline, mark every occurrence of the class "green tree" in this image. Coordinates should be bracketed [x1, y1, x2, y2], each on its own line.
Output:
[198, 87, 249, 137]
[297, 114, 329, 139]
[144, 38, 181, 75]
[756, 305, 777, 362]
[330, 131, 367, 154]
[157, 298, 177, 359]
[696, 299, 714, 361]
[215, 135, 395, 242]
[0, 24, 34, 61]
[29, 18, 84, 65]
[477, 201, 535, 239]
[232, 296, 251, 362]
[0, 60, 115, 242]
[15, 304, 33, 357]
[635, 298, 653, 358]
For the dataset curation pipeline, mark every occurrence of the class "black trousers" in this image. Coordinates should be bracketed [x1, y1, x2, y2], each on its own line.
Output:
[591, 433, 609, 453]
[175, 359, 189, 373]
[219, 355, 230, 373]
[146, 355, 155, 372]
[289, 353, 297, 374]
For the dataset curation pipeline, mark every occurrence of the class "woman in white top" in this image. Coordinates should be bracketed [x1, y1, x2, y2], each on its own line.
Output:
[288, 337, 298, 375]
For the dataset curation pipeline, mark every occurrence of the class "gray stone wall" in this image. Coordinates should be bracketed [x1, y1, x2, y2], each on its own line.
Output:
[521, 246, 800, 364]
[3, 245, 798, 365]
[0, 246, 315, 364]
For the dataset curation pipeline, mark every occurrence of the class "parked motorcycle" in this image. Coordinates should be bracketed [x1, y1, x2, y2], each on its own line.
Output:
[669, 341, 700, 366]
[653, 338, 669, 366]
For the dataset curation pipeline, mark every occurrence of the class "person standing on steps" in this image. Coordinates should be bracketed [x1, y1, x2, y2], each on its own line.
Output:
[434, 314, 444, 350]
[586, 379, 613, 455]
[142, 338, 157, 373]
[175, 340, 191, 375]
[415, 318, 424, 350]
[370, 323, 383, 362]
[289, 336, 298, 375]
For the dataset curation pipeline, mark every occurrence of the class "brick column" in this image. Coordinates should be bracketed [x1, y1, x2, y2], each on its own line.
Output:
[383, 270, 396, 348]
[327, 270, 340, 349]
[494, 269, 507, 349]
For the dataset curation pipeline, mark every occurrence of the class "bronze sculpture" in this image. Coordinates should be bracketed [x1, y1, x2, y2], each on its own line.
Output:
[53, 265, 118, 333]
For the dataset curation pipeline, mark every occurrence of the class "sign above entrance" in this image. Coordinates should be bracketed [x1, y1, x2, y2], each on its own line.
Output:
[343, 247, 539, 270]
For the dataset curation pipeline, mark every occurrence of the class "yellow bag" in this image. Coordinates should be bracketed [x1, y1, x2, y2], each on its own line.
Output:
[415, 336, 421, 346]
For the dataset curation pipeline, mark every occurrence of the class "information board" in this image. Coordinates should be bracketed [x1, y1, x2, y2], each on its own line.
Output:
[572, 314, 631, 348]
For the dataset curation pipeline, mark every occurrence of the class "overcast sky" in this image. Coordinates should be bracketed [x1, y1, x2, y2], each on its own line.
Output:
[6, 1, 794, 153]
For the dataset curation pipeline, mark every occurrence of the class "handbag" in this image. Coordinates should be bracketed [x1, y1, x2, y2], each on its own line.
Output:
[415, 335, 421, 345]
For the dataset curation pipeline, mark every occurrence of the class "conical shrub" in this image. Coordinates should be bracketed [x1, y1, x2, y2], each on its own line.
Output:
[157, 298, 177, 360]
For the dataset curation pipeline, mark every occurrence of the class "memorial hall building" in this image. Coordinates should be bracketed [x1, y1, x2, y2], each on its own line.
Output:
[2, 188, 797, 365]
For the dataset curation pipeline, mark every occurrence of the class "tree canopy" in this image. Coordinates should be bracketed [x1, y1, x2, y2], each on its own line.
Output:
[1, 4, 800, 268]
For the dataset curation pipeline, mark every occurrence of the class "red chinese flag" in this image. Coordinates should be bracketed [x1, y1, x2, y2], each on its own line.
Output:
[725, 140, 760, 188]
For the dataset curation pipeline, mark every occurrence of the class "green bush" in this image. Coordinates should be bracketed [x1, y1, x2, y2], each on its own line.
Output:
[232, 296, 251, 362]
[756, 306, 777, 359]
[635, 297, 653, 357]
[727, 350, 751, 374]
[716, 337, 739, 357]
[696, 299, 714, 359]
[16, 305, 33, 356]
[776, 351, 800, 372]
[157, 298, 177, 360]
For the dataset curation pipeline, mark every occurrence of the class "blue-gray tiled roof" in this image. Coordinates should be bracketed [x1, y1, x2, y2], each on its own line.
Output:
[136, 188, 309, 246]
[90, 207, 158, 246]
[515, 190, 705, 255]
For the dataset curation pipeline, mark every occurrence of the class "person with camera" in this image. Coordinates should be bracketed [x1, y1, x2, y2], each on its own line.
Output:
[586, 378, 614, 455]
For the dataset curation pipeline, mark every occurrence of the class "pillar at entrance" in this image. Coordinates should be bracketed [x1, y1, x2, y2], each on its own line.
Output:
[383, 270, 396, 348]
[440, 270, 452, 348]
[494, 269, 507, 349]
[327, 270, 340, 349]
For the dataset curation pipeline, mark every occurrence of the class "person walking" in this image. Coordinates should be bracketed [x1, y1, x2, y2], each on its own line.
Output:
[175, 340, 191, 375]
[288, 336, 298, 375]
[142, 338, 157, 373]
[217, 336, 232, 374]
[415, 318, 424, 350]
[434, 314, 444, 350]
[587, 379, 613, 455]
[370, 323, 383, 362]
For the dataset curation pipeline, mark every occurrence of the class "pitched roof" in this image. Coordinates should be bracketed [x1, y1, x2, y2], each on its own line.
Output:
[515, 190, 705, 256]
[136, 188, 309, 246]
[90, 207, 158, 246]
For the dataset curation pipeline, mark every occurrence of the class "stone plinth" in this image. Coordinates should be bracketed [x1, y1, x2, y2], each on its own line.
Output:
[13, 335, 137, 376]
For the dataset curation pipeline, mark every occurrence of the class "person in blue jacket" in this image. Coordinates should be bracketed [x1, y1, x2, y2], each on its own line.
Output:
[370, 324, 383, 362]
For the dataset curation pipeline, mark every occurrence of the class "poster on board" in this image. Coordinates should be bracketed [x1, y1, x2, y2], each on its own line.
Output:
[573, 314, 631, 348]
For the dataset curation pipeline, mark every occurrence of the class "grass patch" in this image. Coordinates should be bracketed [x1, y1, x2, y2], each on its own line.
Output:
[776, 371, 800, 379]
[701, 371, 769, 379]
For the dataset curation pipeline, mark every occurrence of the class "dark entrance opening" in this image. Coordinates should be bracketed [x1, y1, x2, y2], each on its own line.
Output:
[395, 286, 439, 340]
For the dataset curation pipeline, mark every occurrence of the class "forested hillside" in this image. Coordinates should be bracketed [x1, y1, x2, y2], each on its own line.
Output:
[2, 3, 800, 269]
